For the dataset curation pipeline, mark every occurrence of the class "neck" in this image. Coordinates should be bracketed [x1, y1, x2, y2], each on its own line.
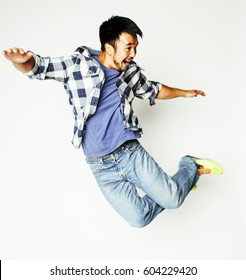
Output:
[97, 52, 115, 69]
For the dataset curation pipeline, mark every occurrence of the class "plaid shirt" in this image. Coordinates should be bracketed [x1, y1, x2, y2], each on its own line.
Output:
[26, 46, 162, 148]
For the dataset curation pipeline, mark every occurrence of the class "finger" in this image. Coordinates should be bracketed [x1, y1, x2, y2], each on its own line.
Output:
[13, 48, 26, 54]
[2, 49, 14, 56]
[3, 48, 25, 54]
[2, 48, 15, 55]
[12, 47, 19, 53]
[195, 90, 206, 96]
[18, 48, 25, 54]
[13, 48, 25, 54]
[24, 51, 33, 60]
[4, 48, 14, 54]
[3, 48, 26, 57]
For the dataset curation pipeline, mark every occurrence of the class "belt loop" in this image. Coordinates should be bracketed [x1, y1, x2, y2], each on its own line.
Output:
[110, 154, 116, 162]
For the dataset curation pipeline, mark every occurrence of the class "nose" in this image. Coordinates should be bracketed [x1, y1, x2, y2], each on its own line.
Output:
[130, 48, 137, 58]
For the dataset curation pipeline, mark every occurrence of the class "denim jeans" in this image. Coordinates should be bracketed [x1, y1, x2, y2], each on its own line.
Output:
[86, 140, 199, 227]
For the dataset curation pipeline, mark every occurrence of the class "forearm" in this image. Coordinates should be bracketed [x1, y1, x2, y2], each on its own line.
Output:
[156, 84, 206, 100]
[3, 48, 75, 82]
[156, 85, 183, 99]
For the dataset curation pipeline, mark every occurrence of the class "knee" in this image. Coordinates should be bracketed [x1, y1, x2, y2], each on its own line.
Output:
[164, 197, 183, 209]
[127, 214, 150, 228]
[130, 219, 149, 228]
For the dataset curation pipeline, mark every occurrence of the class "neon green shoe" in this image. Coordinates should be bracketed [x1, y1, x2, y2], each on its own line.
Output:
[187, 156, 224, 175]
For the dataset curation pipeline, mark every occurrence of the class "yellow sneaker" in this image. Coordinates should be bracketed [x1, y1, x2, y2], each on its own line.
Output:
[187, 156, 224, 175]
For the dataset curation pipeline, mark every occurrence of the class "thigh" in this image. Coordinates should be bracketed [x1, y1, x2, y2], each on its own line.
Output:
[121, 144, 178, 208]
[87, 158, 163, 227]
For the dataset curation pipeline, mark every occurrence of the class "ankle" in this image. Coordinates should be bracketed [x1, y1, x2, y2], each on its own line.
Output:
[198, 166, 211, 176]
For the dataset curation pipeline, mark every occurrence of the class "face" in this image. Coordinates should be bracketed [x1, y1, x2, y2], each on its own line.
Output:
[108, 32, 139, 71]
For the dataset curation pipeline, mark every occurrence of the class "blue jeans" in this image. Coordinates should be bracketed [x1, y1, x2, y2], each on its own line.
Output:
[86, 140, 199, 227]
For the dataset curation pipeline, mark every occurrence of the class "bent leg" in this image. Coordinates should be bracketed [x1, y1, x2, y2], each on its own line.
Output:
[99, 178, 164, 227]
[86, 141, 199, 227]
[87, 156, 164, 227]
[119, 144, 199, 209]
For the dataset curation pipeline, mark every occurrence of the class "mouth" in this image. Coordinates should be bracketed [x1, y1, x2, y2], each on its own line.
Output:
[123, 59, 132, 65]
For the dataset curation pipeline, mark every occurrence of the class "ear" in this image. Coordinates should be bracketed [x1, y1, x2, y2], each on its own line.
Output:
[105, 43, 115, 56]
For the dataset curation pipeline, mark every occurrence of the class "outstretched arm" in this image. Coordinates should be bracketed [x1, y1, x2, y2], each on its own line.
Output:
[156, 84, 206, 100]
[3, 48, 35, 73]
[3, 47, 78, 83]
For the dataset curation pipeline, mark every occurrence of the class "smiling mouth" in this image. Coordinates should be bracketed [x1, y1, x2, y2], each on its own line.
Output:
[123, 59, 132, 64]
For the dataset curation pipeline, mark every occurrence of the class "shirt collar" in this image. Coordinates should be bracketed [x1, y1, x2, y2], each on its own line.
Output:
[75, 46, 101, 58]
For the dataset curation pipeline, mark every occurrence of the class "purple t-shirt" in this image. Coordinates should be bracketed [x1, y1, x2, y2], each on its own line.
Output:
[82, 57, 140, 157]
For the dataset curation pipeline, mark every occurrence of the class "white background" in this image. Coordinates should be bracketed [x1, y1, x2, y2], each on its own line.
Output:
[0, 0, 245, 260]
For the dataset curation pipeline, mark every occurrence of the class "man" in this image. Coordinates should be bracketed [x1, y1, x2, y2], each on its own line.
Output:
[3, 16, 223, 227]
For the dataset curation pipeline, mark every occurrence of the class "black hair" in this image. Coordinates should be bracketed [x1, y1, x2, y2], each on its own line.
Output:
[99, 15, 143, 51]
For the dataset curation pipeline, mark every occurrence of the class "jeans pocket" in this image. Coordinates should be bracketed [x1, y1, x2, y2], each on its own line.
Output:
[88, 162, 103, 174]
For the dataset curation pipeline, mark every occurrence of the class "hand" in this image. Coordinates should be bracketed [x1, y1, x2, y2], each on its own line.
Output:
[183, 89, 206, 98]
[3, 47, 35, 73]
[3, 48, 33, 64]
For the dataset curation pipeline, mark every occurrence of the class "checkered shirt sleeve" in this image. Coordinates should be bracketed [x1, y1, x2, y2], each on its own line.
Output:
[25, 52, 103, 149]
